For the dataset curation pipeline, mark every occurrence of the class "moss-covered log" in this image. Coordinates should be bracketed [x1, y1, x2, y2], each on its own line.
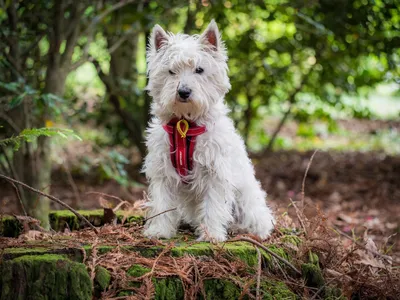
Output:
[0, 254, 92, 300]
[48, 209, 143, 231]
[0, 216, 23, 237]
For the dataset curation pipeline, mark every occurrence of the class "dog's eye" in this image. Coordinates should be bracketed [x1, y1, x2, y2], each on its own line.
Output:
[169, 70, 175, 75]
[195, 67, 204, 74]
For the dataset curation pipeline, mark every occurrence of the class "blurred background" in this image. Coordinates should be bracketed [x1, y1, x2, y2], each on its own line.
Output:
[0, 0, 399, 253]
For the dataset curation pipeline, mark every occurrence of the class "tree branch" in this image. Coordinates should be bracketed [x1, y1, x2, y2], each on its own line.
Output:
[69, 0, 136, 70]
[0, 173, 99, 233]
[22, 33, 45, 59]
[265, 69, 314, 153]
[61, 4, 85, 67]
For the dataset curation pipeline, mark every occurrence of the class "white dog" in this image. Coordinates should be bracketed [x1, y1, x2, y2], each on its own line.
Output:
[143, 20, 274, 242]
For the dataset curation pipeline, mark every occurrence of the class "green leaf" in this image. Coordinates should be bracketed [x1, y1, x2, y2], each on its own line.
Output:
[9, 92, 27, 108]
[0, 81, 20, 93]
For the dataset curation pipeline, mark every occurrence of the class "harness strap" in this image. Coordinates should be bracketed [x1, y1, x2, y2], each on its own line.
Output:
[162, 118, 206, 179]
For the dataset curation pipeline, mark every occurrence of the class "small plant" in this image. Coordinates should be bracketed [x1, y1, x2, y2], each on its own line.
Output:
[0, 127, 81, 151]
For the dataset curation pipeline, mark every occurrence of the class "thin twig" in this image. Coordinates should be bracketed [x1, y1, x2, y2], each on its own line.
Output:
[229, 236, 301, 276]
[333, 226, 393, 263]
[301, 150, 318, 209]
[86, 191, 125, 203]
[10, 181, 27, 216]
[144, 208, 177, 223]
[0, 174, 99, 233]
[256, 247, 262, 300]
[63, 156, 81, 208]
[289, 198, 307, 236]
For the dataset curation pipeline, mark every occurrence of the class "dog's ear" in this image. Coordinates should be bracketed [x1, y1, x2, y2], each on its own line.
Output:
[151, 24, 168, 51]
[199, 19, 220, 51]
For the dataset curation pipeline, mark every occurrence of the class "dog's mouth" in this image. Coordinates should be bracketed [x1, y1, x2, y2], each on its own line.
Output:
[177, 97, 190, 103]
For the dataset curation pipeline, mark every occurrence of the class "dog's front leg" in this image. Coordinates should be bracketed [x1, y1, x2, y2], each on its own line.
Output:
[143, 178, 180, 239]
[196, 176, 234, 242]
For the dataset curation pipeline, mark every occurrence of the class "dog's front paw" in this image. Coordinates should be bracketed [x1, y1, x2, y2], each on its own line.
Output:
[143, 226, 176, 240]
[196, 232, 227, 243]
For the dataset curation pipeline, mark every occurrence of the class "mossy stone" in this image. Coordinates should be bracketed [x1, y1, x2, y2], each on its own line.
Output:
[301, 263, 325, 288]
[203, 279, 241, 299]
[0, 254, 92, 300]
[0, 216, 23, 237]
[3, 247, 86, 262]
[170, 242, 273, 267]
[94, 266, 111, 296]
[49, 210, 144, 232]
[49, 209, 104, 231]
[258, 281, 297, 299]
[153, 277, 184, 300]
[127, 264, 151, 277]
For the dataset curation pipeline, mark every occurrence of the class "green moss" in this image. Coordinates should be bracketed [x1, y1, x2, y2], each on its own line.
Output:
[0, 254, 92, 300]
[126, 266, 183, 299]
[171, 242, 214, 257]
[128, 264, 151, 278]
[153, 277, 184, 300]
[49, 210, 104, 231]
[202, 279, 295, 300]
[117, 291, 133, 297]
[258, 281, 296, 299]
[49, 210, 143, 231]
[136, 246, 163, 258]
[3, 247, 87, 262]
[81, 244, 114, 259]
[170, 242, 266, 267]
[281, 235, 302, 246]
[325, 286, 346, 299]
[203, 279, 241, 299]
[3, 247, 48, 255]
[308, 251, 319, 265]
[0, 216, 22, 237]
[301, 263, 325, 288]
[116, 211, 144, 224]
[94, 266, 111, 294]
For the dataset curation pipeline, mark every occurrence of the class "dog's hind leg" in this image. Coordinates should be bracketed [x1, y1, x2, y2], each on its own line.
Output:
[236, 181, 275, 239]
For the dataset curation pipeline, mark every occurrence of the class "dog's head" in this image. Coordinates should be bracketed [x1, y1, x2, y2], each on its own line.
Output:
[146, 20, 231, 122]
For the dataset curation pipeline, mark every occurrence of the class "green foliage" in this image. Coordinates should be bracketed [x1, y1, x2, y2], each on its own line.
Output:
[1, 0, 399, 168]
[98, 150, 131, 187]
[0, 128, 81, 151]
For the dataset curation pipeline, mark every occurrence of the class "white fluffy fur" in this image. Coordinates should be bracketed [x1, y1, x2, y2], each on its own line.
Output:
[143, 20, 275, 242]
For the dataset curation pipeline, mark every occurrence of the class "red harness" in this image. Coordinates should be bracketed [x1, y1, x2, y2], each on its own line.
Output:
[163, 118, 206, 179]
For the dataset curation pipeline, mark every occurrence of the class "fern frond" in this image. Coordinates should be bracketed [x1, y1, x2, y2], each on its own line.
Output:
[0, 127, 81, 151]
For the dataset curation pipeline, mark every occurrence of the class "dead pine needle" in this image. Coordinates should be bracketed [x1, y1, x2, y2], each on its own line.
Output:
[333, 226, 393, 263]
[256, 247, 262, 300]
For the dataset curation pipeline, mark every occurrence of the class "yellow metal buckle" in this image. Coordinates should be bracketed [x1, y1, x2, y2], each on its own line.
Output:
[176, 119, 189, 138]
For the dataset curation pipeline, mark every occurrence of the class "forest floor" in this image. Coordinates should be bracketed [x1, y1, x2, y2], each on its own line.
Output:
[1, 118, 399, 261]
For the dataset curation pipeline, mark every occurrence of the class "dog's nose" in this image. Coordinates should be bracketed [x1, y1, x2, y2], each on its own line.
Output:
[178, 87, 191, 100]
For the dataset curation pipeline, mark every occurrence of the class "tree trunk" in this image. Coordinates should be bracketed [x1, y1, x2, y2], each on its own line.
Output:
[12, 68, 67, 227]
[97, 7, 147, 158]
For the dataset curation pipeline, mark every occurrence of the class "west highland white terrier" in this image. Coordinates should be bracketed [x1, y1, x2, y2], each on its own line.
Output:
[143, 20, 274, 242]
